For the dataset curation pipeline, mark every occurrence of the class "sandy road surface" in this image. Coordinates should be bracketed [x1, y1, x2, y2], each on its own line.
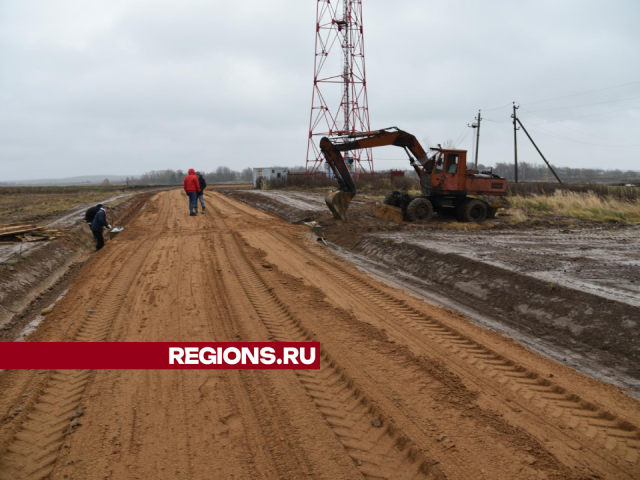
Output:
[1, 190, 639, 479]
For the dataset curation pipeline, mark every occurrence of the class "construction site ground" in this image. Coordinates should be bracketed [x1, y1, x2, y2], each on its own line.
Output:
[1, 188, 640, 479]
[228, 189, 640, 393]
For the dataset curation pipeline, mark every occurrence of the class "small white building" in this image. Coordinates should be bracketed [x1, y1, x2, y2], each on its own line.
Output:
[253, 168, 288, 188]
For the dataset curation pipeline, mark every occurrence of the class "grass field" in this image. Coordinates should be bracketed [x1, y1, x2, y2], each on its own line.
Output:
[0, 185, 159, 224]
[508, 190, 640, 224]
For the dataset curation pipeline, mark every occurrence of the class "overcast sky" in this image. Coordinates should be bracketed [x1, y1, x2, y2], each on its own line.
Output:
[1, 0, 639, 181]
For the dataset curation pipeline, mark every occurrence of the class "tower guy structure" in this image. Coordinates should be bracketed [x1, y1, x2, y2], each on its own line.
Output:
[306, 0, 373, 175]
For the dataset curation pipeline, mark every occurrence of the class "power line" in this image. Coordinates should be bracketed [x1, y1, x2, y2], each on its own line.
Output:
[452, 123, 469, 146]
[522, 79, 640, 106]
[529, 104, 640, 123]
[521, 119, 640, 147]
[481, 79, 640, 114]
[520, 106, 638, 141]
[529, 95, 640, 113]
[455, 127, 473, 148]
[481, 103, 511, 112]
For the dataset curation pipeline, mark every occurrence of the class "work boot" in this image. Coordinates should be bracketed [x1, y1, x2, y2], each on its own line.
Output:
[202, 208, 205, 214]
[190, 212, 197, 216]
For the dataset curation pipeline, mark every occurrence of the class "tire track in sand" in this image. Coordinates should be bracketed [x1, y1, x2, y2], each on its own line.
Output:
[221, 232, 444, 480]
[0, 195, 169, 480]
[270, 231, 640, 477]
[212, 189, 640, 476]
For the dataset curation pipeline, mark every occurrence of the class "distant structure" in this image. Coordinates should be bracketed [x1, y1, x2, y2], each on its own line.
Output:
[305, 0, 373, 176]
[102, 178, 110, 185]
[252, 168, 288, 189]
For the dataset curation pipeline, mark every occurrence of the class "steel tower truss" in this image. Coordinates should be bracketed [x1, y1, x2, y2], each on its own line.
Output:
[306, 0, 373, 175]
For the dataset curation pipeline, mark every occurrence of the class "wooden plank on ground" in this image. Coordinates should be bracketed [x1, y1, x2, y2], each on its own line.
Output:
[0, 226, 43, 237]
[0, 222, 36, 228]
[23, 234, 46, 242]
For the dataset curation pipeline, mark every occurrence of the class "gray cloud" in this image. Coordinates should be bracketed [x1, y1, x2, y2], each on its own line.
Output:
[1, 0, 639, 181]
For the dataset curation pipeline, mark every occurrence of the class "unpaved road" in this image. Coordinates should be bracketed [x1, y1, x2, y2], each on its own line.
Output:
[1, 190, 639, 479]
[228, 189, 640, 394]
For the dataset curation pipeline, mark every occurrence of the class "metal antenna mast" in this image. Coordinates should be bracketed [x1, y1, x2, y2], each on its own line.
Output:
[343, 0, 350, 134]
[306, 0, 373, 176]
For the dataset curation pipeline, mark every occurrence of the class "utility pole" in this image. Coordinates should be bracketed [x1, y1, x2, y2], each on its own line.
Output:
[511, 103, 519, 183]
[467, 110, 481, 169]
[515, 118, 563, 184]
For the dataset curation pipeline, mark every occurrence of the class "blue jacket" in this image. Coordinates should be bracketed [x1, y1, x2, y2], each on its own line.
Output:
[91, 209, 109, 232]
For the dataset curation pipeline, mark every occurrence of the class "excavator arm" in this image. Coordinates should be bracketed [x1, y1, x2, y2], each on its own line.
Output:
[320, 128, 434, 219]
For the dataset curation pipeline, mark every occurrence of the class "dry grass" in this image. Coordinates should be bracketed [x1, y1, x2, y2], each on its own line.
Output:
[508, 190, 640, 224]
[0, 186, 151, 224]
[508, 182, 640, 201]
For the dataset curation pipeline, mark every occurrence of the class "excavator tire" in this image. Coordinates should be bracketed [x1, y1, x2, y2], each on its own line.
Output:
[383, 192, 395, 206]
[406, 198, 433, 223]
[457, 198, 488, 223]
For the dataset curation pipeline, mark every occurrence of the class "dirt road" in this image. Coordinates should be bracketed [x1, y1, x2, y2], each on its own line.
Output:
[1, 190, 639, 479]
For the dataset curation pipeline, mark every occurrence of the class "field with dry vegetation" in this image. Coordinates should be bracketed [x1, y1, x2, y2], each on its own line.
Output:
[508, 190, 640, 224]
[0, 185, 162, 224]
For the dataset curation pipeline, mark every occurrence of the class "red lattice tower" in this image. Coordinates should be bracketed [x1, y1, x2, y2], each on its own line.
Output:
[306, 0, 373, 175]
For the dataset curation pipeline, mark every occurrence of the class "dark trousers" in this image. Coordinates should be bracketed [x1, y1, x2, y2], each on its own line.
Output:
[187, 192, 197, 214]
[92, 229, 104, 251]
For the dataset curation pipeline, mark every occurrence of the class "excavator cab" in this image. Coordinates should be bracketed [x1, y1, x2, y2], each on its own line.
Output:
[429, 149, 467, 193]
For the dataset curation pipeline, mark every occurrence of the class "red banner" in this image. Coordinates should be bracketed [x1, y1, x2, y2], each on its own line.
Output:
[0, 342, 320, 370]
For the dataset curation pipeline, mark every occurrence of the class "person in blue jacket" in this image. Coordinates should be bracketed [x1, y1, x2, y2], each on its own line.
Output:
[91, 206, 112, 251]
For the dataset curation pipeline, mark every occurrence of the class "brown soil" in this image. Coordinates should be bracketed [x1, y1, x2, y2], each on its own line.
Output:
[227, 189, 640, 393]
[1, 190, 639, 479]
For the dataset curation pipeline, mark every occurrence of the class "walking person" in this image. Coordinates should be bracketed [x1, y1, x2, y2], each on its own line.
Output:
[183, 168, 201, 216]
[195, 171, 207, 214]
[91, 206, 111, 252]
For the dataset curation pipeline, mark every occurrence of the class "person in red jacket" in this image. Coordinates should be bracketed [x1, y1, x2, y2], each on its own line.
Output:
[183, 168, 201, 216]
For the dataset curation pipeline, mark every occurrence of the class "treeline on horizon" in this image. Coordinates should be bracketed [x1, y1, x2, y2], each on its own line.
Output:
[120, 162, 640, 186]
[1, 163, 638, 187]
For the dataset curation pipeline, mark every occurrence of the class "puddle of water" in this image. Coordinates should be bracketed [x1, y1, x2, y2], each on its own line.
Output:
[14, 289, 68, 342]
[247, 190, 325, 211]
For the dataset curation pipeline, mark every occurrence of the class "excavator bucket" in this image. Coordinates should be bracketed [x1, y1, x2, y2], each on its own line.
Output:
[325, 190, 355, 220]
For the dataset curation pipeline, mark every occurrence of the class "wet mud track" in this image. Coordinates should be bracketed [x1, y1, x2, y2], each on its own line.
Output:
[1, 190, 639, 479]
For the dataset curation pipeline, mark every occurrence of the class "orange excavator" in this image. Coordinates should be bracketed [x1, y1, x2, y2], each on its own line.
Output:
[320, 127, 507, 222]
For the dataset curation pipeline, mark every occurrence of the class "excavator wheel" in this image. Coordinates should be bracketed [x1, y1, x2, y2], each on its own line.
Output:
[457, 198, 487, 223]
[383, 192, 395, 206]
[406, 198, 433, 223]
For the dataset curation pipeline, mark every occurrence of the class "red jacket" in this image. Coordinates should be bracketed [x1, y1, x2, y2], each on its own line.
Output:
[183, 168, 201, 193]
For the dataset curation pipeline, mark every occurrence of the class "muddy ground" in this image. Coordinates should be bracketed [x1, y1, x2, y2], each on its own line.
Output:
[2, 189, 640, 480]
[226, 189, 640, 395]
